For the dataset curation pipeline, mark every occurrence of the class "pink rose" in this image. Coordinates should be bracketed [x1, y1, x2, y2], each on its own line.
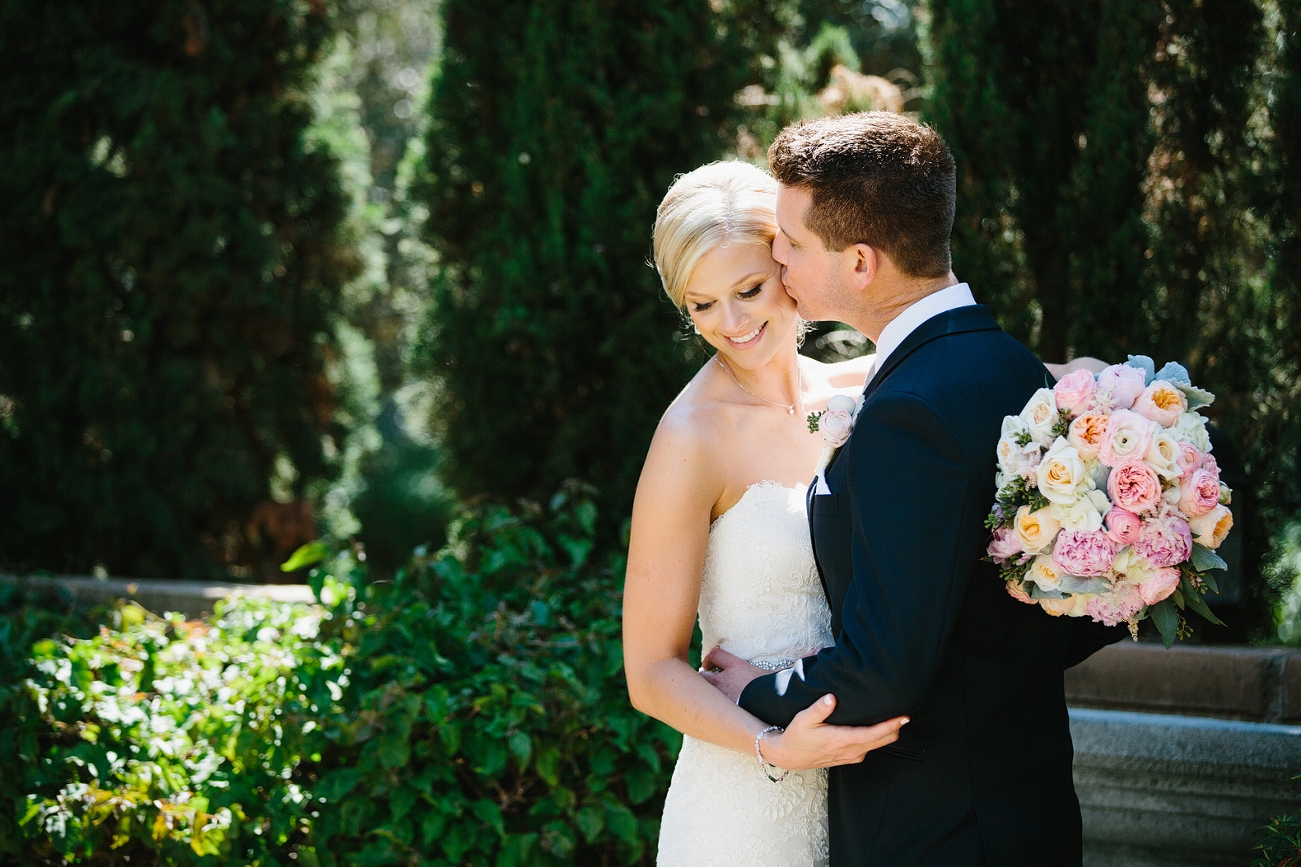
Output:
[1054, 368, 1099, 415]
[1006, 580, 1035, 605]
[818, 409, 853, 448]
[1201, 453, 1220, 476]
[1177, 469, 1220, 518]
[1131, 380, 1189, 428]
[1098, 410, 1156, 467]
[1139, 566, 1181, 605]
[988, 526, 1025, 563]
[1052, 529, 1118, 577]
[1107, 461, 1163, 513]
[1084, 582, 1146, 626]
[1175, 442, 1203, 478]
[1188, 504, 1233, 549]
[1096, 364, 1147, 410]
[1132, 513, 1193, 567]
[1104, 507, 1142, 546]
[1067, 413, 1110, 460]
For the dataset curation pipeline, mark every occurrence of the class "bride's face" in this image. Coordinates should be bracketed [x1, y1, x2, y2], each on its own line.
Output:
[682, 240, 798, 368]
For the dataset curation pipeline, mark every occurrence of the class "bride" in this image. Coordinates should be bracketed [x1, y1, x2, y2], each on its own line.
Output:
[622, 160, 1101, 866]
[622, 161, 905, 867]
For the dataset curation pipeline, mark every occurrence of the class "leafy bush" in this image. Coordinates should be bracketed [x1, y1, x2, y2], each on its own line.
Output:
[415, 0, 790, 525]
[1, 484, 678, 866]
[0, 0, 358, 580]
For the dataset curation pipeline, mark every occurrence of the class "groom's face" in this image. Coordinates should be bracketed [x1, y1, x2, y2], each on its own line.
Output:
[771, 184, 850, 322]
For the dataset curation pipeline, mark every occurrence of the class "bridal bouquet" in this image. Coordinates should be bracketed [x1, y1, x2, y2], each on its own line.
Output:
[985, 356, 1232, 646]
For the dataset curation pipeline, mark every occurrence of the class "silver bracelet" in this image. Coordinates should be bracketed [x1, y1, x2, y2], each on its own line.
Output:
[754, 725, 790, 782]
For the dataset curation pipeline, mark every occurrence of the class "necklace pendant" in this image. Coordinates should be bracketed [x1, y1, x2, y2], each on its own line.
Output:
[787, 407, 795, 414]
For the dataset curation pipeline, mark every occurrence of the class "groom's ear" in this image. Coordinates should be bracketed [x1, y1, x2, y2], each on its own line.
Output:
[846, 242, 877, 290]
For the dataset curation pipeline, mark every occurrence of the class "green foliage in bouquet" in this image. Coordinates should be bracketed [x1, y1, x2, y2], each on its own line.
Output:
[415, 0, 789, 525]
[0, 0, 358, 580]
[0, 484, 678, 866]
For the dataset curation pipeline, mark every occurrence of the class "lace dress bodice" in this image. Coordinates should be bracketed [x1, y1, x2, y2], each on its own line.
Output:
[656, 482, 833, 867]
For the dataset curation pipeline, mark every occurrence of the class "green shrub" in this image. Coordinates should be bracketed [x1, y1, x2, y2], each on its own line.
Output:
[0, 0, 358, 580]
[415, 0, 789, 525]
[1, 484, 678, 866]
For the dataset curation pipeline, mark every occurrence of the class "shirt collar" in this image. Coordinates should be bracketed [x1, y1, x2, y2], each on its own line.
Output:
[873, 283, 977, 370]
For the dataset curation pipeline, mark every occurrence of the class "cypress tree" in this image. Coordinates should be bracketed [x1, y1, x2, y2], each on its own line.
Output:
[417, 0, 786, 520]
[0, 1, 357, 579]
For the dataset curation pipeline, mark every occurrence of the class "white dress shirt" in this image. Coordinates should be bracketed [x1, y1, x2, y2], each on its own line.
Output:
[871, 282, 977, 373]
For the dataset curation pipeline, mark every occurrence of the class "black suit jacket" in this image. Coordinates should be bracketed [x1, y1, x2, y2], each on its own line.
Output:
[739, 305, 1123, 866]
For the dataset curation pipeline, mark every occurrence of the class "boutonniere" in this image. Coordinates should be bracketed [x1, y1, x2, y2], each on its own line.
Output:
[811, 395, 859, 496]
[807, 395, 857, 448]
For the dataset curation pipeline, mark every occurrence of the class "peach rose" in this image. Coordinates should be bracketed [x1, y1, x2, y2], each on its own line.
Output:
[1188, 504, 1233, 549]
[1099, 410, 1156, 468]
[1107, 461, 1163, 513]
[1006, 580, 1035, 605]
[1015, 506, 1062, 555]
[1138, 566, 1181, 605]
[1067, 413, 1110, 460]
[1028, 553, 1066, 591]
[1104, 507, 1143, 546]
[1132, 380, 1188, 428]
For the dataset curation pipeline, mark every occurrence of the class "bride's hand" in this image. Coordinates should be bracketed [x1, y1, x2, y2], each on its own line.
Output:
[761, 694, 909, 771]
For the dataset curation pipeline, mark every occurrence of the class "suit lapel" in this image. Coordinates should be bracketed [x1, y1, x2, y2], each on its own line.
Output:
[861, 304, 1002, 401]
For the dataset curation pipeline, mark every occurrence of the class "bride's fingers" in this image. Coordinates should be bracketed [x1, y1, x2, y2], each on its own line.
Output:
[789, 694, 838, 730]
[700, 646, 741, 671]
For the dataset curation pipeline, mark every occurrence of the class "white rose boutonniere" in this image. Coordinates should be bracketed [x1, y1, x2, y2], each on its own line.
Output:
[807, 394, 857, 448]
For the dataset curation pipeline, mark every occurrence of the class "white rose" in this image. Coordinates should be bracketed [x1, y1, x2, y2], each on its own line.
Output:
[1015, 505, 1062, 555]
[1037, 437, 1093, 505]
[1144, 428, 1181, 480]
[1051, 489, 1112, 532]
[1168, 411, 1212, 452]
[1018, 388, 1060, 444]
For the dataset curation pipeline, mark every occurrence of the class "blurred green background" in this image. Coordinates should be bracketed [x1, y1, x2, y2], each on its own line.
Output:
[1, 0, 1298, 634]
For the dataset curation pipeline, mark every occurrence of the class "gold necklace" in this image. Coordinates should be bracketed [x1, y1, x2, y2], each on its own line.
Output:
[714, 356, 801, 414]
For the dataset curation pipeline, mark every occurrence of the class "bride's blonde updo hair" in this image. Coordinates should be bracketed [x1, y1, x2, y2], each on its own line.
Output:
[652, 161, 779, 308]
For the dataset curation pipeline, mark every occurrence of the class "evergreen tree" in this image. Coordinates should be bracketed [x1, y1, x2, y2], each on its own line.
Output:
[0, 0, 357, 579]
[417, 0, 787, 520]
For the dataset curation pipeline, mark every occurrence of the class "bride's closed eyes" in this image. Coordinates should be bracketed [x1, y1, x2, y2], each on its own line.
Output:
[691, 282, 767, 313]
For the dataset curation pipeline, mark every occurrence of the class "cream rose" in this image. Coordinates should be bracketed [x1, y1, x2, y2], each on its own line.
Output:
[1132, 380, 1189, 428]
[1041, 595, 1090, 617]
[1015, 506, 1062, 555]
[1028, 553, 1065, 591]
[1018, 388, 1061, 444]
[1051, 489, 1111, 532]
[1037, 438, 1092, 505]
[1144, 428, 1181, 480]
[1098, 410, 1156, 468]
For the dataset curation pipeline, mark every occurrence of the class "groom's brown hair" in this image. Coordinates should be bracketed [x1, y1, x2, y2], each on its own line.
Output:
[767, 111, 955, 279]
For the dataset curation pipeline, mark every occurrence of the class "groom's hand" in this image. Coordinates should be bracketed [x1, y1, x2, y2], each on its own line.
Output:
[699, 647, 765, 702]
[765, 695, 909, 771]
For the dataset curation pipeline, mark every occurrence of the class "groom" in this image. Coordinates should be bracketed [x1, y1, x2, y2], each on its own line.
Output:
[704, 112, 1123, 865]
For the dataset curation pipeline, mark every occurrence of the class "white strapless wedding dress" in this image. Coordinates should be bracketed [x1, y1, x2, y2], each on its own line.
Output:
[656, 481, 833, 867]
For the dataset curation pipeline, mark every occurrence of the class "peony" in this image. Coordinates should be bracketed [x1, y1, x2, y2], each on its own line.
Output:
[1138, 566, 1181, 605]
[1177, 469, 1221, 518]
[1052, 529, 1118, 577]
[1018, 388, 1060, 443]
[1096, 364, 1147, 410]
[1015, 505, 1062, 555]
[1132, 513, 1194, 567]
[1107, 461, 1163, 513]
[1175, 442, 1204, 478]
[1188, 504, 1233, 549]
[1067, 413, 1110, 461]
[1098, 410, 1156, 468]
[1027, 553, 1065, 591]
[1037, 438, 1092, 504]
[1132, 380, 1189, 428]
[1104, 507, 1143, 546]
[1084, 581, 1146, 626]
[819, 408, 854, 448]
[988, 526, 1024, 563]
[1054, 368, 1099, 415]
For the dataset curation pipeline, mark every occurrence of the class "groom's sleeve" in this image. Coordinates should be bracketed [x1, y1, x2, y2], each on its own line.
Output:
[739, 391, 986, 728]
